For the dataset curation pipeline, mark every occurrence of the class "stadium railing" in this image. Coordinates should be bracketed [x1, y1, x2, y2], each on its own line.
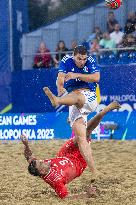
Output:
[22, 47, 136, 69]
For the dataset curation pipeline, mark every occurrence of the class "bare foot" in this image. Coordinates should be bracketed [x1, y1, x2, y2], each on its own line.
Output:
[107, 101, 121, 111]
[91, 169, 102, 183]
[43, 87, 59, 107]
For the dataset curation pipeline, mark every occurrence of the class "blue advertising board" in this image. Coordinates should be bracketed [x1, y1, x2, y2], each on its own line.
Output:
[0, 113, 70, 140]
[0, 111, 136, 140]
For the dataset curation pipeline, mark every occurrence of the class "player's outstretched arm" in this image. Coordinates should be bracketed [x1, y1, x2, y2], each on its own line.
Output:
[67, 186, 97, 199]
[20, 134, 33, 162]
[56, 72, 67, 96]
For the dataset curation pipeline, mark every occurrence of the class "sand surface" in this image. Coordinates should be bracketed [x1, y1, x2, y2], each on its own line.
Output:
[0, 139, 136, 205]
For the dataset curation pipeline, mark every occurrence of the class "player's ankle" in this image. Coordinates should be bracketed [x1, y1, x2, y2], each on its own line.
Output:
[90, 167, 95, 173]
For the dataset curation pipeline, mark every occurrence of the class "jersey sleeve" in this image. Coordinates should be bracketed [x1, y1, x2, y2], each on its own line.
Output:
[54, 182, 69, 199]
[88, 56, 100, 74]
[58, 56, 69, 73]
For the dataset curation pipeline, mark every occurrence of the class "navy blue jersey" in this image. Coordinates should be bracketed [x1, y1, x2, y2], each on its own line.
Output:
[58, 55, 100, 93]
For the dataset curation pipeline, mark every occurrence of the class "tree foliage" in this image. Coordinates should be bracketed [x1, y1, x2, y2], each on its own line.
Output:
[28, 0, 98, 31]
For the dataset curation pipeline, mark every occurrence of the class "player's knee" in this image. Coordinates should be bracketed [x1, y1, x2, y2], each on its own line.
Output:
[72, 118, 86, 131]
[77, 94, 85, 108]
[73, 126, 86, 142]
[75, 136, 88, 148]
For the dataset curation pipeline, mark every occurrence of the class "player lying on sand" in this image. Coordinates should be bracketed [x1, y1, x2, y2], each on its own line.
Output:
[21, 101, 120, 199]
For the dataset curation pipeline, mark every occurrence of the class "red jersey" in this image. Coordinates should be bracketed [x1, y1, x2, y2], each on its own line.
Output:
[57, 138, 87, 175]
[42, 139, 87, 199]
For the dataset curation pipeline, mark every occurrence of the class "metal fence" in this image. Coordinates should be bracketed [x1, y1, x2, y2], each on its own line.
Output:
[22, 47, 136, 70]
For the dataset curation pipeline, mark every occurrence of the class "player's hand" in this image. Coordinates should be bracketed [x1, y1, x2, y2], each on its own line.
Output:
[20, 134, 28, 146]
[58, 88, 67, 96]
[91, 169, 100, 183]
[91, 172, 97, 183]
[37, 61, 43, 67]
[65, 72, 79, 82]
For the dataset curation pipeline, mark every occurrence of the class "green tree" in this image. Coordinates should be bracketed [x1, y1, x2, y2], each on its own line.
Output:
[28, 0, 98, 31]
[28, 0, 48, 31]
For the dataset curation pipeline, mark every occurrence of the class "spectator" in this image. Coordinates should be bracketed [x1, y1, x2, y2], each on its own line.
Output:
[107, 11, 118, 33]
[126, 34, 136, 47]
[132, 23, 136, 38]
[95, 33, 103, 42]
[33, 41, 52, 69]
[53, 40, 69, 67]
[99, 32, 116, 51]
[69, 40, 77, 52]
[118, 34, 128, 48]
[124, 12, 135, 34]
[134, 11, 136, 22]
[110, 24, 124, 46]
[81, 39, 90, 51]
[87, 26, 103, 43]
[90, 39, 100, 55]
[118, 34, 136, 53]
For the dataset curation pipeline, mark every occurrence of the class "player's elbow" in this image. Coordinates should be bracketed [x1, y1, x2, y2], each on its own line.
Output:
[55, 187, 69, 199]
[94, 73, 100, 83]
[57, 73, 65, 86]
[95, 77, 100, 83]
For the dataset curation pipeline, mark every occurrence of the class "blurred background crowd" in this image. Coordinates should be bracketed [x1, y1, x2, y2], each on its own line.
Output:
[24, 0, 136, 69]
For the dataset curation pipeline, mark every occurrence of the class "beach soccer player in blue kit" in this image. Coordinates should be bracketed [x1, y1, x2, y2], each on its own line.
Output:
[43, 45, 100, 181]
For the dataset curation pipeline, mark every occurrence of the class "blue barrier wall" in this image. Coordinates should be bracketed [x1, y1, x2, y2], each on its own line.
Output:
[0, 0, 28, 112]
[0, 64, 135, 140]
[11, 64, 136, 113]
[12, 0, 28, 70]
[99, 64, 136, 112]
[0, 0, 11, 112]
[11, 68, 58, 113]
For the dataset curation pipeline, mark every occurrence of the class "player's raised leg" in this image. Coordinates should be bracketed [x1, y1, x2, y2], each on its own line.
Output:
[72, 118, 96, 174]
[86, 101, 121, 137]
[43, 87, 85, 109]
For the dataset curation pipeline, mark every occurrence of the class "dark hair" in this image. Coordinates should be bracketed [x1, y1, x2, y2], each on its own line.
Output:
[28, 160, 41, 177]
[57, 40, 66, 50]
[73, 45, 87, 56]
